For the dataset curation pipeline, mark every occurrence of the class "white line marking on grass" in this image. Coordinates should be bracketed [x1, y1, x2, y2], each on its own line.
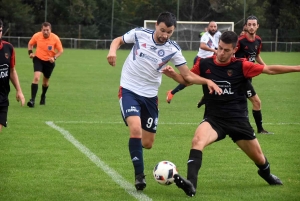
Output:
[54, 120, 300, 125]
[46, 121, 152, 201]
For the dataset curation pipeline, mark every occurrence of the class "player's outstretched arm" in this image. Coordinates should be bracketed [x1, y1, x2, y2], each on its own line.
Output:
[262, 65, 300, 75]
[107, 36, 124, 67]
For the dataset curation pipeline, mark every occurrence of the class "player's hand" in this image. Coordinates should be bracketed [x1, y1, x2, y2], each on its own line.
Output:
[107, 52, 117, 66]
[29, 53, 35, 59]
[207, 80, 222, 95]
[162, 65, 176, 78]
[16, 91, 25, 106]
[49, 57, 55, 63]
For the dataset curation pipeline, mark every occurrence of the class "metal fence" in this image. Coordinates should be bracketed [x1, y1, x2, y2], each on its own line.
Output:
[3, 36, 300, 52]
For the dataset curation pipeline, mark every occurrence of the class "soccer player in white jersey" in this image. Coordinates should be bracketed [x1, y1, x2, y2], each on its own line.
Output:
[107, 12, 222, 191]
[166, 21, 221, 105]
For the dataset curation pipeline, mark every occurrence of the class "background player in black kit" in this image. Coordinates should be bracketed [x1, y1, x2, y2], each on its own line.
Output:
[235, 15, 271, 134]
[162, 31, 300, 197]
[0, 19, 25, 132]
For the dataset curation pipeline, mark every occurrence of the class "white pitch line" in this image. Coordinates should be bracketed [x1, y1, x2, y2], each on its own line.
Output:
[46, 121, 152, 201]
[53, 120, 300, 125]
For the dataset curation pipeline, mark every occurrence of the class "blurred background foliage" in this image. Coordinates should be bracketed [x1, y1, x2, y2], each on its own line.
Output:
[0, 0, 299, 42]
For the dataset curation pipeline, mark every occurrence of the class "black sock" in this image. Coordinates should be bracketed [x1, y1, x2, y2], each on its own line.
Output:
[252, 110, 263, 131]
[31, 83, 38, 101]
[187, 149, 203, 188]
[41, 85, 49, 97]
[171, 84, 186, 95]
[129, 138, 144, 175]
[256, 157, 270, 176]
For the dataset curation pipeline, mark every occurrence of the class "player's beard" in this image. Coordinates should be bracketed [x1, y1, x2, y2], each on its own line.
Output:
[247, 29, 256, 35]
[208, 30, 216, 36]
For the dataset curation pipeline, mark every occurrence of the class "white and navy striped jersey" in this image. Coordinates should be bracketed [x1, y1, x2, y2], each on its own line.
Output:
[197, 31, 221, 58]
[121, 27, 187, 97]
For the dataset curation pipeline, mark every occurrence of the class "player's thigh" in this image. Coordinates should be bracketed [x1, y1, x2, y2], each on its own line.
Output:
[192, 120, 219, 150]
[236, 139, 265, 164]
[33, 57, 43, 72]
[228, 121, 265, 164]
[42, 61, 55, 79]
[119, 88, 142, 135]
[126, 116, 142, 138]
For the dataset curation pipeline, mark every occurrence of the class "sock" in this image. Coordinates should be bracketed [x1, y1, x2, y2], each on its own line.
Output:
[256, 157, 270, 176]
[187, 149, 203, 188]
[129, 138, 144, 175]
[41, 85, 49, 97]
[171, 84, 186, 95]
[31, 83, 38, 101]
[252, 110, 263, 131]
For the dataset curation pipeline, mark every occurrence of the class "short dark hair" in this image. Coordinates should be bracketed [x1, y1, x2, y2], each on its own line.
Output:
[220, 31, 238, 48]
[157, 12, 177, 28]
[42, 22, 51, 28]
[246, 15, 259, 24]
[0, 19, 3, 28]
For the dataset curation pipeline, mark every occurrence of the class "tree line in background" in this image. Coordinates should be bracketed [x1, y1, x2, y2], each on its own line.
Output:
[0, 0, 299, 42]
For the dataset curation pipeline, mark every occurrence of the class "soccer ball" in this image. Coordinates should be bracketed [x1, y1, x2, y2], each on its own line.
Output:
[153, 161, 178, 185]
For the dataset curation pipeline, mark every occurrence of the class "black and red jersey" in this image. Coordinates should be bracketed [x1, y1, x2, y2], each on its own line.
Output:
[0, 40, 15, 106]
[235, 34, 262, 63]
[191, 56, 264, 120]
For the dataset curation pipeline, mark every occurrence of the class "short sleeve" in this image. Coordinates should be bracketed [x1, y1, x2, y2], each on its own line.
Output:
[28, 33, 38, 46]
[200, 33, 209, 43]
[190, 57, 201, 75]
[242, 60, 264, 78]
[10, 47, 15, 68]
[123, 28, 136, 44]
[55, 36, 63, 51]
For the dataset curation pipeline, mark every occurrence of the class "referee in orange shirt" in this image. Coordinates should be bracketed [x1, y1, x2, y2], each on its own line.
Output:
[27, 22, 63, 107]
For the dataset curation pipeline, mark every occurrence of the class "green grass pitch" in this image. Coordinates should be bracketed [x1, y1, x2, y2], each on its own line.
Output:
[0, 49, 299, 201]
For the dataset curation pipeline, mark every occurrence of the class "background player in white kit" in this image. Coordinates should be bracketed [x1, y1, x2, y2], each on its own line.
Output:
[107, 12, 222, 191]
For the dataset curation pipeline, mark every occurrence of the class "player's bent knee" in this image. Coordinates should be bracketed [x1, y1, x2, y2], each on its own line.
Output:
[142, 137, 154, 149]
[191, 137, 207, 150]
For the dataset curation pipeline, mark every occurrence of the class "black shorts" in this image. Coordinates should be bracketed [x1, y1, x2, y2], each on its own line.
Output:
[202, 116, 256, 143]
[245, 79, 256, 98]
[33, 57, 55, 79]
[0, 106, 8, 127]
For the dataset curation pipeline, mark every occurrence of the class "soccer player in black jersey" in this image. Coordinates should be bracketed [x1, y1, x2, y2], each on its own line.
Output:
[0, 20, 25, 132]
[235, 15, 271, 134]
[162, 31, 300, 197]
